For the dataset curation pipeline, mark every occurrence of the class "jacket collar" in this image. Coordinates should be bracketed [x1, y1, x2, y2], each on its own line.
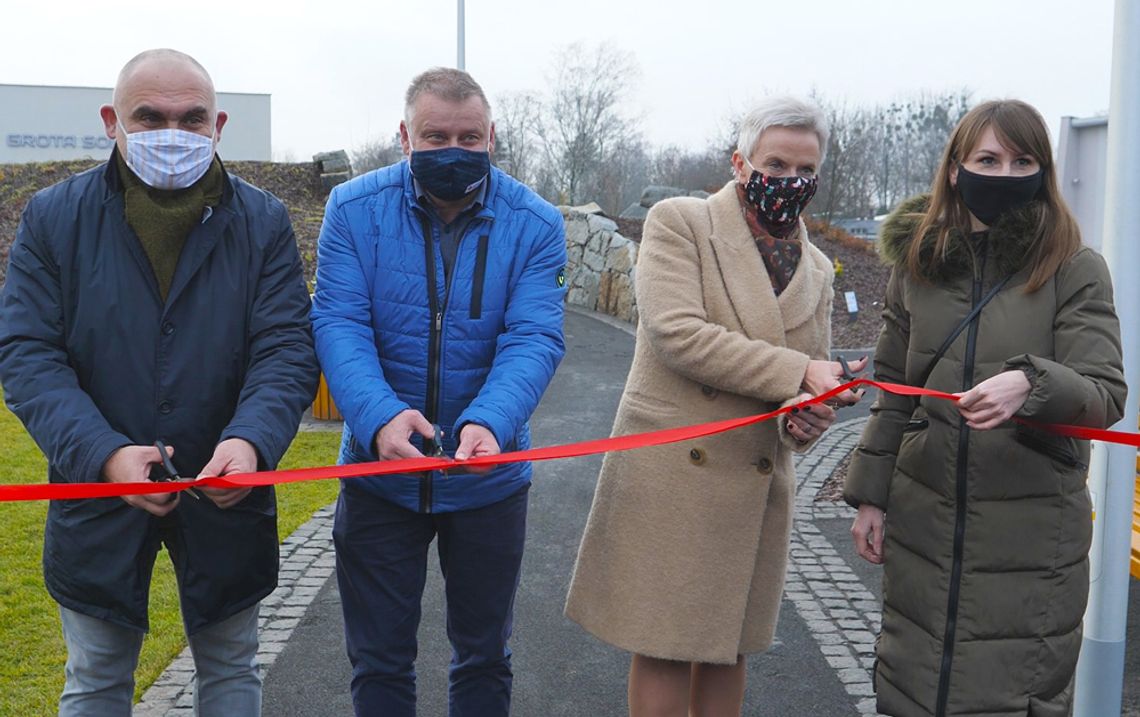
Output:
[878, 193, 1042, 281]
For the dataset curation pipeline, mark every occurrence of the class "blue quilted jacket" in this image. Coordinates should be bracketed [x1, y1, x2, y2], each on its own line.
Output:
[311, 161, 566, 512]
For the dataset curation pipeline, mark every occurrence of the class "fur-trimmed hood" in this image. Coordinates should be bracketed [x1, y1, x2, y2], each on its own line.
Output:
[877, 194, 1043, 282]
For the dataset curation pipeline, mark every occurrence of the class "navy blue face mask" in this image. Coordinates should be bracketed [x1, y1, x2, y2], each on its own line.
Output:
[410, 146, 490, 201]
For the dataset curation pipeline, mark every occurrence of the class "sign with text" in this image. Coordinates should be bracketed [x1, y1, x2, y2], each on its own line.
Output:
[0, 83, 272, 163]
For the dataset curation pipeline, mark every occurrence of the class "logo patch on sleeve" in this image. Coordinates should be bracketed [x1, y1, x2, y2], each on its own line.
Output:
[556, 267, 566, 288]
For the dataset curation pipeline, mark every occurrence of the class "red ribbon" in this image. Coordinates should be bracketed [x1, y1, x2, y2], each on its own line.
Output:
[2, 379, 1136, 503]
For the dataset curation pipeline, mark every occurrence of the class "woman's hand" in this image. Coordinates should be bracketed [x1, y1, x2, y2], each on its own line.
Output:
[851, 505, 885, 564]
[954, 369, 1031, 431]
[785, 392, 837, 443]
[802, 357, 869, 406]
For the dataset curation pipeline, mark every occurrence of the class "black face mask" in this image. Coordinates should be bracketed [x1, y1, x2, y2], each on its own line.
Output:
[410, 146, 490, 201]
[955, 164, 1043, 226]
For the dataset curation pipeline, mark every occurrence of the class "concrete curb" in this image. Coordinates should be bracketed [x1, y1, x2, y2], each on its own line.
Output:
[133, 506, 337, 716]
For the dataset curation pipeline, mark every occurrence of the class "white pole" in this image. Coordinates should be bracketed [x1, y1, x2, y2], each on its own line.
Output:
[1073, 1, 1140, 714]
[457, 0, 466, 70]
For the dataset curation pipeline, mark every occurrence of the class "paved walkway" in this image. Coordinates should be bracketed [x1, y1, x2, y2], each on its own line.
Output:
[132, 308, 1140, 717]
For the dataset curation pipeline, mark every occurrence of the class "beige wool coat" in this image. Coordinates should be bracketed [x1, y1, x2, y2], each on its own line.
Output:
[565, 181, 835, 664]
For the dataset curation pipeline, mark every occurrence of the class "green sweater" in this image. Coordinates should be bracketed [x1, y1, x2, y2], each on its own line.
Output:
[117, 154, 224, 300]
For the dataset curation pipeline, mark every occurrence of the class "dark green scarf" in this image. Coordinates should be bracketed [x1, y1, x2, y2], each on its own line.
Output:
[117, 154, 225, 300]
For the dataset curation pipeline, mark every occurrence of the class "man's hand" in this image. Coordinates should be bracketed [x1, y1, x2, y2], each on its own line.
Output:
[376, 409, 435, 460]
[455, 423, 500, 475]
[196, 438, 258, 509]
[103, 444, 179, 516]
[851, 504, 886, 565]
[785, 393, 837, 443]
[955, 370, 1031, 431]
[802, 356, 869, 406]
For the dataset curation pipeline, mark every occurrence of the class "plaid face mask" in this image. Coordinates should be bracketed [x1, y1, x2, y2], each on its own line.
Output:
[121, 124, 215, 190]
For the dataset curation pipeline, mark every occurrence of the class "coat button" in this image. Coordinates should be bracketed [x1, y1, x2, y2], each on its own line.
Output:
[688, 448, 706, 466]
[700, 385, 718, 399]
[159, 401, 173, 415]
[162, 322, 175, 336]
[757, 457, 773, 473]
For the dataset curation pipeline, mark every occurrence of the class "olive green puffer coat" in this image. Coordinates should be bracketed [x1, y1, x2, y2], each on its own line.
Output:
[844, 196, 1127, 717]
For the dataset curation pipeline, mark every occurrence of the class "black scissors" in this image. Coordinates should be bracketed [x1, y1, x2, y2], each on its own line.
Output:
[429, 425, 450, 476]
[152, 440, 200, 500]
[838, 355, 857, 382]
[827, 356, 865, 408]
[431, 425, 446, 457]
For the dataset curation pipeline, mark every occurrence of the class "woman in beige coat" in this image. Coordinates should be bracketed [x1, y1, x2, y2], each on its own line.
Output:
[565, 96, 866, 716]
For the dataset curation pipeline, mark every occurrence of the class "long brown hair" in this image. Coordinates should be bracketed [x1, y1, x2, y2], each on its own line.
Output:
[907, 99, 1081, 291]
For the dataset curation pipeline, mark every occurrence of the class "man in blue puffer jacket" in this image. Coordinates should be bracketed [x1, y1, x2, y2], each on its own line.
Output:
[311, 67, 566, 716]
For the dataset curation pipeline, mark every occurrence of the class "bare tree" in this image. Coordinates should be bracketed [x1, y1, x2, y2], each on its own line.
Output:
[650, 145, 727, 193]
[493, 90, 544, 186]
[812, 98, 878, 222]
[536, 43, 643, 211]
[352, 132, 404, 174]
[868, 90, 971, 213]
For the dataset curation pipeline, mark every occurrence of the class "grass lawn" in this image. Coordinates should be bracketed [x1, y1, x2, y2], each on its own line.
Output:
[0, 398, 341, 716]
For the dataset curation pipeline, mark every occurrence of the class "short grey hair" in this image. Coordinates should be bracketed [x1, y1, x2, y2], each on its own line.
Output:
[404, 67, 492, 126]
[736, 95, 829, 166]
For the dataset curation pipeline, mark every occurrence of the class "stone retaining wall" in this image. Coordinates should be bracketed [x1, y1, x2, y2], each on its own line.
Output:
[561, 208, 639, 324]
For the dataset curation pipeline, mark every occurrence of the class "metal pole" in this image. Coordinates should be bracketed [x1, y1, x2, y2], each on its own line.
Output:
[457, 0, 466, 70]
[1073, 1, 1140, 714]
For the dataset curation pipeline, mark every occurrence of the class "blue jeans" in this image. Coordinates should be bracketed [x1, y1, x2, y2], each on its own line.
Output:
[58, 603, 261, 716]
[334, 483, 529, 717]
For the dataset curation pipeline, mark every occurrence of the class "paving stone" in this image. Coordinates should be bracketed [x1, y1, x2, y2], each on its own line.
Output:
[827, 655, 859, 670]
[845, 682, 876, 696]
[838, 667, 868, 683]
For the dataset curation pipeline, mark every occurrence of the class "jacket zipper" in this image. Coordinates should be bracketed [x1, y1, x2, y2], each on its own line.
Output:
[418, 214, 482, 513]
[935, 239, 987, 717]
[421, 215, 441, 514]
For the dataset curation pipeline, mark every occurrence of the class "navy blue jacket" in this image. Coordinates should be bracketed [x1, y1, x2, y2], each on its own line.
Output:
[0, 155, 318, 632]
[311, 161, 565, 512]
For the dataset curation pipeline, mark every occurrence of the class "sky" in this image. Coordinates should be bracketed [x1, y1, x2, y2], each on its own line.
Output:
[0, 0, 1119, 162]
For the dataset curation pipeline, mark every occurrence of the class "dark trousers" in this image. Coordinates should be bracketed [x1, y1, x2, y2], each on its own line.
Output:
[333, 483, 529, 717]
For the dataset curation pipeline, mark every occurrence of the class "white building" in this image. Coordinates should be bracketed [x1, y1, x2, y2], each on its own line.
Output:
[0, 84, 271, 163]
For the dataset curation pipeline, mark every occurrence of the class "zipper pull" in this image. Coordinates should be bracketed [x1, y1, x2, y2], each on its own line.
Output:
[435, 312, 442, 331]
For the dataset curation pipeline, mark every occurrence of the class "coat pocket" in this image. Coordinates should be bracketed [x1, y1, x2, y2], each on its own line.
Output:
[1014, 424, 1086, 469]
[901, 418, 929, 433]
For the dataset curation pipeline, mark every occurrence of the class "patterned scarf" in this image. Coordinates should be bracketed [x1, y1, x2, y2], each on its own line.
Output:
[735, 182, 802, 296]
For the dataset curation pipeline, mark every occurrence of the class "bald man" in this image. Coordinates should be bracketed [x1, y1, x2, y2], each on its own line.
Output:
[0, 49, 318, 715]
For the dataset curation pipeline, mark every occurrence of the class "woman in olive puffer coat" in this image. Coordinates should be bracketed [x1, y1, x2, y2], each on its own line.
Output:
[844, 99, 1127, 717]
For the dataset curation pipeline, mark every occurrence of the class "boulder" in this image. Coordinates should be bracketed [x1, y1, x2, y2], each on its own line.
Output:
[313, 150, 352, 175]
[639, 185, 687, 208]
[619, 203, 649, 220]
[567, 201, 605, 215]
[586, 213, 618, 235]
[320, 172, 351, 191]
